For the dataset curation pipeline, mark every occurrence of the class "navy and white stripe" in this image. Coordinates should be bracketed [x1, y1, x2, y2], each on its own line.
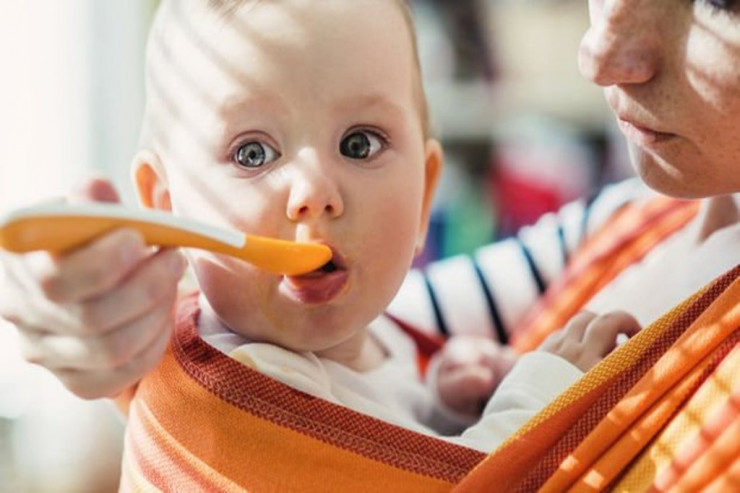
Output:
[387, 178, 652, 343]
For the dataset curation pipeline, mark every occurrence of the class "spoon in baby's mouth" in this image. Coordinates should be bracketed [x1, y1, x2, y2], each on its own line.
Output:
[0, 203, 332, 276]
[291, 246, 344, 278]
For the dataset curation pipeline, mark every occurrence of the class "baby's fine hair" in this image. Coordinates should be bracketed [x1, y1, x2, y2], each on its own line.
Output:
[204, 0, 431, 138]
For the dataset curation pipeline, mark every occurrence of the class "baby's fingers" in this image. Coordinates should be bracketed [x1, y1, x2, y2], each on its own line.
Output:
[583, 311, 641, 356]
[438, 365, 498, 416]
[539, 310, 642, 372]
[539, 311, 596, 353]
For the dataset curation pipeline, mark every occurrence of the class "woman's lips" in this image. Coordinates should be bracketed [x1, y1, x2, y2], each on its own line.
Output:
[617, 118, 676, 147]
[282, 247, 348, 304]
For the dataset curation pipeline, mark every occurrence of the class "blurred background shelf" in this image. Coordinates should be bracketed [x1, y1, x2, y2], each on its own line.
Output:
[426, 79, 611, 142]
[411, 0, 632, 260]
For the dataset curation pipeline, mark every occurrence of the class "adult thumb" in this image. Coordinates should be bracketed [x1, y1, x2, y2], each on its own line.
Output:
[69, 175, 121, 204]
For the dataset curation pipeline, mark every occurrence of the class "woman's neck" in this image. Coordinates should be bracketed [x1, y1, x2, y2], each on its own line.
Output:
[694, 194, 740, 243]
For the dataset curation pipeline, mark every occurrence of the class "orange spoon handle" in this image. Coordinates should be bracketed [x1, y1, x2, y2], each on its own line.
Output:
[0, 204, 331, 276]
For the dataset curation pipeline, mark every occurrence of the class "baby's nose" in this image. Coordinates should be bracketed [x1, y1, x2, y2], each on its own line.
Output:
[285, 167, 344, 221]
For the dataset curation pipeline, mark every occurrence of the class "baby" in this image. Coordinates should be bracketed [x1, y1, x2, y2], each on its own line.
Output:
[130, 0, 634, 440]
[0, 0, 638, 487]
[134, 0, 507, 435]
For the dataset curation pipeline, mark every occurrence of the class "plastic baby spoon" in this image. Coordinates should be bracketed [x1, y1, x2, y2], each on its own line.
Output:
[0, 203, 332, 276]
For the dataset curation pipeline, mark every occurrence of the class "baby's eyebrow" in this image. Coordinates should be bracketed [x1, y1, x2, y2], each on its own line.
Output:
[213, 92, 408, 146]
[217, 93, 288, 121]
[213, 93, 289, 145]
[336, 94, 407, 119]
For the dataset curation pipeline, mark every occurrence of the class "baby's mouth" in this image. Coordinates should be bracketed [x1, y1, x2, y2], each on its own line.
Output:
[282, 245, 348, 304]
[318, 261, 337, 273]
[297, 246, 346, 278]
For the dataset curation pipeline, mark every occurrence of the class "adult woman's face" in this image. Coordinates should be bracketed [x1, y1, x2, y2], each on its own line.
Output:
[580, 0, 740, 198]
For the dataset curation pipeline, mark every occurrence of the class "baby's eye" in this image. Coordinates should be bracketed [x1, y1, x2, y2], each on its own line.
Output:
[339, 130, 386, 160]
[233, 141, 280, 169]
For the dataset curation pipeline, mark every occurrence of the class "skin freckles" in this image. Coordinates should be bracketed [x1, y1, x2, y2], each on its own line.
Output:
[581, 0, 740, 198]
[133, 0, 441, 370]
[579, 0, 740, 325]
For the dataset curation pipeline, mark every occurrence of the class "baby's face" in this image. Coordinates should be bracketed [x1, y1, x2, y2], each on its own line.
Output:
[140, 0, 439, 357]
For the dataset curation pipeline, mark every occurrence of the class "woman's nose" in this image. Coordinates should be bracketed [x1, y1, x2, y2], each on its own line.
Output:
[285, 161, 344, 222]
[578, 0, 661, 87]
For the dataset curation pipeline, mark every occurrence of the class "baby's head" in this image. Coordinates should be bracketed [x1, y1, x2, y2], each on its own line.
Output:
[132, 0, 442, 362]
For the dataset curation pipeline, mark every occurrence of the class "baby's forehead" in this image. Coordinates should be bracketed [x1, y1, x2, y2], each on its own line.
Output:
[142, 0, 428, 141]
[145, 1, 261, 95]
[147, 0, 415, 89]
[150, 0, 414, 46]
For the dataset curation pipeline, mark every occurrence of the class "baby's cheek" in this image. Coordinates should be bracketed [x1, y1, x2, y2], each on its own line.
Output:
[192, 254, 268, 315]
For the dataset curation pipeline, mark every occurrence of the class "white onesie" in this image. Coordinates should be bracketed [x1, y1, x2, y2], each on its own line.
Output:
[199, 299, 582, 453]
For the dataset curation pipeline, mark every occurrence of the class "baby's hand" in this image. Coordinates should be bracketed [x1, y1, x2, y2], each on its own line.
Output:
[0, 178, 187, 399]
[539, 311, 641, 372]
[433, 336, 517, 418]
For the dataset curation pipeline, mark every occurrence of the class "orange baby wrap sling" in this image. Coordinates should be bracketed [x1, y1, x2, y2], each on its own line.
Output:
[119, 196, 740, 492]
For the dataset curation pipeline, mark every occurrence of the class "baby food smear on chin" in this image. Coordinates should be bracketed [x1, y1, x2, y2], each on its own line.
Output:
[283, 259, 348, 304]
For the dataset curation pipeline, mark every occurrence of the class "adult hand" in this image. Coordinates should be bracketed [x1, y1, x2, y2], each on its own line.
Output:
[539, 311, 641, 372]
[0, 178, 187, 399]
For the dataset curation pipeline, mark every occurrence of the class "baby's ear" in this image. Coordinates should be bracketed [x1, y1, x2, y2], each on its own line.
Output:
[416, 139, 443, 255]
[132, 149, 172, 211]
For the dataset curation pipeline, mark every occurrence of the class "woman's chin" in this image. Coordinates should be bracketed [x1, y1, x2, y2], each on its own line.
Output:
[630, 150, 700, 199]
[628, 142, 740, 199]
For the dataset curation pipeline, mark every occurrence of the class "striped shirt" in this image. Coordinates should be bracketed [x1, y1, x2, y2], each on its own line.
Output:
[386, 178, 654, 344]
